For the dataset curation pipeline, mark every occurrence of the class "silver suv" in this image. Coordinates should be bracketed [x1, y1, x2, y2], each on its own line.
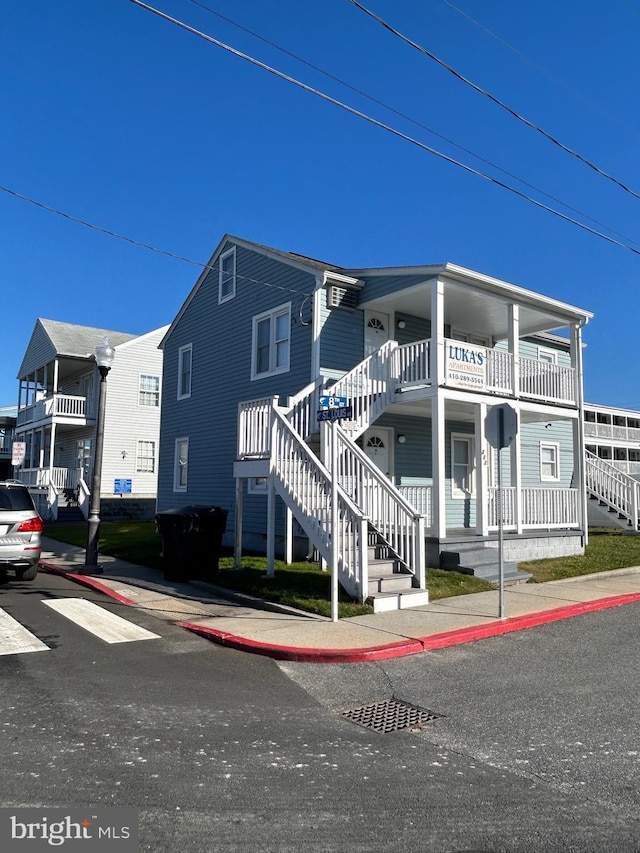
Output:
[0, 481, 42, 581]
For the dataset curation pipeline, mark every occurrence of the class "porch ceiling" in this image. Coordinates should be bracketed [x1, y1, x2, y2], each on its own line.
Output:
[362, 280, 573, 339]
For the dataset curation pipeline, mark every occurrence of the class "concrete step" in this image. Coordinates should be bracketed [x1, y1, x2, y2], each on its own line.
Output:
[369, 588, 430, 613]
[368, 570, 414, 595]
[56, 507, 84, 523]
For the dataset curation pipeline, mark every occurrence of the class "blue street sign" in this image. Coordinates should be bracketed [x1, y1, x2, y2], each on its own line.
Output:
[317, 406, 353, 422]
[318, 395, 348, 410]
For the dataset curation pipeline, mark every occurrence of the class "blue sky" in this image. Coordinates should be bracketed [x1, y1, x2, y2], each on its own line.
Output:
[3, 0, 640, 407]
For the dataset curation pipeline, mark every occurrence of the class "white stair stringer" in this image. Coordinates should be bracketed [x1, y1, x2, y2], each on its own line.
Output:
[585, 450, 640, 530]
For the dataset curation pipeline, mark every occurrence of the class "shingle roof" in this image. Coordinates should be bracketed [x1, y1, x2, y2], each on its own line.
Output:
[39, 319, 136, 357]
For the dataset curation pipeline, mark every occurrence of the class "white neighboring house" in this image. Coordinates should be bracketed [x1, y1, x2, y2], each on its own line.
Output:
[14, 319, 169, 521]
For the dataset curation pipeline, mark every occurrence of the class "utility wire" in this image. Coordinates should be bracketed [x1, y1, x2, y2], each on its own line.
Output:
[129, 0, 640, 258]
[346, 0, 640, 202]
[0, 184, 315, 298]
[183, 0, 640, 249]
[437, 0, 640, 141]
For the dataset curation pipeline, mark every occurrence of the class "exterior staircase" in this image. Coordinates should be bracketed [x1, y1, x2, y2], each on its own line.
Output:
[55, 488, 84, 523]
[439, 543, 531, 585]
[585, 450, 639, 530]
[366, 528, 430, 612]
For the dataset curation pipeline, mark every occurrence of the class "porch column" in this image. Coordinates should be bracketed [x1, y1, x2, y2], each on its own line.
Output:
[430, 278, 446, 386]
[234, 476, 244, 570]
[508, 304, 520, 397]
[512, 405, 523, 533]
[475, 402, 488, 536]
[284, 506, 293, 564]
[432, 394, 447, 539]
[571, 322, 588, 546]
[266, 476, 276, 577]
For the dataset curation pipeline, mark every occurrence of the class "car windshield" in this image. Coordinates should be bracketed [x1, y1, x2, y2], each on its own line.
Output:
[0, 488, 35, 511]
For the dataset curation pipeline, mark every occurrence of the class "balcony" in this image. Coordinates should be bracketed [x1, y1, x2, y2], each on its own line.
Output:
[16, 394, 93, 428]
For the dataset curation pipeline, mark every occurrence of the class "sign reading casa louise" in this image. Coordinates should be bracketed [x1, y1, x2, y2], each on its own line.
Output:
[445, 341, 487, 390]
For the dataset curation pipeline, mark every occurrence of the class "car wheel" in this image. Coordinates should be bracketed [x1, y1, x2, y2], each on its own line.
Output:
[18, 563, 39, 581]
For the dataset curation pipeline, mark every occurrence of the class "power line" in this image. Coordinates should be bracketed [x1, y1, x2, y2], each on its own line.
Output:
[183, 0, 640, 249]
[346, 0, 640, 202]
[0, 183, 315, 298]
[129, 0, 640, 258]
[437, 0, 640, 141]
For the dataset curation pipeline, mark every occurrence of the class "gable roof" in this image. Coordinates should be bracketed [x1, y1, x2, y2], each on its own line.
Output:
[18, 319, 137, 378]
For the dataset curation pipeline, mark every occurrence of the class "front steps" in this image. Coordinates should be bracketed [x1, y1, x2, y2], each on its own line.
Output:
[366, 532, 429, 613]
[439, 546, 531, 586]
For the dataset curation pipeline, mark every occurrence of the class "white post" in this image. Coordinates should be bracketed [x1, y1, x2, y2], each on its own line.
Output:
[285, 505, 293, 564]
[234, 476, 243, 570]
[331, 418, 339, 622]
[266, 476, 275, 578]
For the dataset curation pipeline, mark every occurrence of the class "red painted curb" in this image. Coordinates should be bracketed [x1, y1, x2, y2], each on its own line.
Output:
[417, 591, 640, 652]
[41, 558, 640, 662]
[40, 560, 138, 606]
[177, 621, 425, 663]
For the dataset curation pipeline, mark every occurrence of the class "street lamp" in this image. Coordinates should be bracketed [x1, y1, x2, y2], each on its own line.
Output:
[82, 336, 115, 572]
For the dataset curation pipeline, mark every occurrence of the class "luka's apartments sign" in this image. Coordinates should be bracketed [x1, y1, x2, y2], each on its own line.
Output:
[445, 340, 487, 390]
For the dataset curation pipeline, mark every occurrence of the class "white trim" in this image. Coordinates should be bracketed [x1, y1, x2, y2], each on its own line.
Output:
[177, 344, 192, 400]
[138, 372, 160, 407]
[537, 346, 557, 364]
[540, 441, 560, 482]
[135, 439, 156, 474]
[248, 476, 268, 495]
[173, 437, 189, 492]
[218, 246, 236, 304]
[251, 302, 291, 380]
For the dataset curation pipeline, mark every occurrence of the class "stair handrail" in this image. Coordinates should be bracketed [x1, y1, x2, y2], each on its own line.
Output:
[332, 424, 426, 588]
[585, 450, 639, 529]
[270, 406, 369, 601]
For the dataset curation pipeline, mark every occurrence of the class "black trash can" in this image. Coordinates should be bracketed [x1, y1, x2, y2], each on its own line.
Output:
[156, 505, 228, 582]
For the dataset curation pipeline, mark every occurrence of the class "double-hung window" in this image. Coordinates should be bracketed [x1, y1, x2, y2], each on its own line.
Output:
[174, 438, 189, 491]
[219, 247, 236, 303]
[540, 442, 560, 481]
[139, 374, 160, 407]
[136, 440, 156, 473]
[178, 344, 192, 400]
[251, 303, 291, 379]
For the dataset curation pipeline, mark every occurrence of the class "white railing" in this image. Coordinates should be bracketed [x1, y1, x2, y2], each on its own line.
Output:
[398, 485, 432, 522]
[488, 486, 580, 530]
[326, 340, 400, 439]
[237, 397, 275, 458]
[17, 467, 79, 490]
[334, 426, 426, 586]
[487, 349, 513, 394]
[271, 408, 368, 601]
[393, 339, 430, 387]
[585, 450, 639, 529]
[584, 422, 640, 442]
[519, 357, 576, 405]
[17, 394, 90, 426]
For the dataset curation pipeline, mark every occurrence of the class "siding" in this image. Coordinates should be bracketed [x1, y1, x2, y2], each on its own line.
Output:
[157, 242, 319, 541]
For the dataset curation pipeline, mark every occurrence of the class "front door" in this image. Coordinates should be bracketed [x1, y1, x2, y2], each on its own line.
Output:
[364, 311, 390, 356]
[362, 427, 392, 477]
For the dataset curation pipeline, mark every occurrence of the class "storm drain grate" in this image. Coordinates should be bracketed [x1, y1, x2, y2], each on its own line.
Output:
[340, 698, 442, 733]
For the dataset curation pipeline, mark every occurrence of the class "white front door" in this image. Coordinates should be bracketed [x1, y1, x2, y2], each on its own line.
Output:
[362, 427, 392, 478]
[364, 311, 390, 356]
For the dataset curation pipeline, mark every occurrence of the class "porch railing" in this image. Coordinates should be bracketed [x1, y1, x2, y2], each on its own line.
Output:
[584, 422, 640, 442]
[17, 394, 91, 426]
[519, 357, 576, 405]
[488, 486, 580, 530]
[17, 467, 80, 490]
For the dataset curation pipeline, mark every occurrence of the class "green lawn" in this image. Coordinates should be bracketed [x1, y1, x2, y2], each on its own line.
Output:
[43, 522, 639, 618]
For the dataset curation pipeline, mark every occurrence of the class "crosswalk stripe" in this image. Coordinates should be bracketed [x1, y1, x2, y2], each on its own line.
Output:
[42, 598, 161, 644]
[0, 607, 49, 656]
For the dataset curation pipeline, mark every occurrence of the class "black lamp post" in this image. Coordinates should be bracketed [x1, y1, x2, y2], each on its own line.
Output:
[82, 336, 115, 572]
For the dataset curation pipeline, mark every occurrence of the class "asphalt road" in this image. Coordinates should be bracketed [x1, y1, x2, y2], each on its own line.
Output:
[1, 570, 638, 852]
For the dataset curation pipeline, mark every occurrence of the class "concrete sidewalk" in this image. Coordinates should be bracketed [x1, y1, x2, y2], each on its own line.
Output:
[39, 537, 640, 663]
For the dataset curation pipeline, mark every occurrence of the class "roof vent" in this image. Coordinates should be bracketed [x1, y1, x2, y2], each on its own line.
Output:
[327, 284, 357, 311]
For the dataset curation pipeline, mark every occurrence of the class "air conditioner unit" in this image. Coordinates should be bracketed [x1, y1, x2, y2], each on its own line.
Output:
[327, 285, 357, 310]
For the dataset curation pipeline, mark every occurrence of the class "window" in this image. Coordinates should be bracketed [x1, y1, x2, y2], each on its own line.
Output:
[538, 347, 557, 365]
[251, 303, 291, 379]
[173, 438, 189, 491]
[451, 435, 475, 498]
[219, 247, 236, 303]
[540, 442, 560, 481]
[136, 440, 156, 473]
[248, 477, 268, 495]
[178, 344, 192, 400]
[139, 374, 160, 407]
